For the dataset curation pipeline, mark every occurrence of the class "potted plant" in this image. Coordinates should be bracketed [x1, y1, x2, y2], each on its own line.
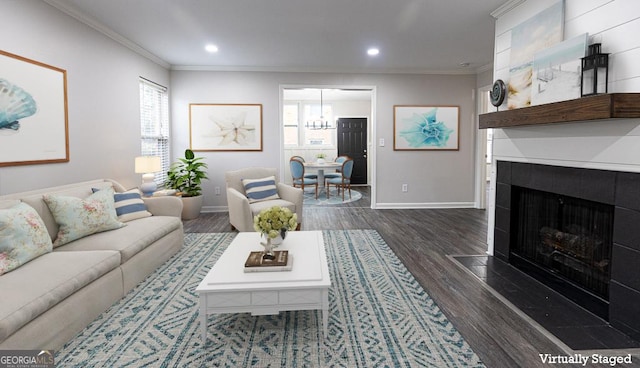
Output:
[166, 149, 208, 220]
[316, 153, 326, 164]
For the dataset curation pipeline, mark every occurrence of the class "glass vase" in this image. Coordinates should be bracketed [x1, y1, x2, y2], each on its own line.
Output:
[261, 236, 276, 260]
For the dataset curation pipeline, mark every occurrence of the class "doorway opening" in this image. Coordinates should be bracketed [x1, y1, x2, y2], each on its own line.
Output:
[281, 86, 375, 205]
[475, 85, 493, 209]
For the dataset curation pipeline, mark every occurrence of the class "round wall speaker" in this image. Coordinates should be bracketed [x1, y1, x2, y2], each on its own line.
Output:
[490, 79, 506, 107]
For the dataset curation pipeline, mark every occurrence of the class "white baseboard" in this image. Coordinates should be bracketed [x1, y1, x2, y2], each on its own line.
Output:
[374, 202, 475, 209]
[201, 206, 228, 213]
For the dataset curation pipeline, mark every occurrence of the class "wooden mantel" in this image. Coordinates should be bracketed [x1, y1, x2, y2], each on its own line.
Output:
[479, 93, 640, 129]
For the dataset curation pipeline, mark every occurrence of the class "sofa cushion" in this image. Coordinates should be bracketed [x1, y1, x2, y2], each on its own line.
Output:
[249, 199, 296, 217]
[43, 188, 125, 247]
[242, 176, 280, 203]
[0, 203, 53, 276]
[55, 216, 182, 263]
[0, 250, 121, 342]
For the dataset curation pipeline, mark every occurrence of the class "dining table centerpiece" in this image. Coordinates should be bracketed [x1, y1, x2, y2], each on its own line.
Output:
[253, 206, 298, 260]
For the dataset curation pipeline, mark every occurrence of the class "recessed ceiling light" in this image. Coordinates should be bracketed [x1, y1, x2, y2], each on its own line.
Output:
[367, 48, 380, 56]
[205, 44, 219, 53]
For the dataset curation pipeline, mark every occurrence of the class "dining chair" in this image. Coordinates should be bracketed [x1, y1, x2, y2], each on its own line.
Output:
[290, 156, 318, 179]
[326, 158, 354, 201]
[324, 155, 350, 180]
[290, 158, 318, 199]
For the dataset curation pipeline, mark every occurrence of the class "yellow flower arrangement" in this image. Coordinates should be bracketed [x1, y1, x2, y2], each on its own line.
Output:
[253, 206, 298, 239]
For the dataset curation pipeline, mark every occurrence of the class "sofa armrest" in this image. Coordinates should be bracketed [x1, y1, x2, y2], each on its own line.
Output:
[277, 183, 303, 228]
[227, 187, 254, 231]
[142, 196, 183, 218]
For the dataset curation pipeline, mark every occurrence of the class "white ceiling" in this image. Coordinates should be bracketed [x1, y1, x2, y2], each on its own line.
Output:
[45, 0, 507, 74]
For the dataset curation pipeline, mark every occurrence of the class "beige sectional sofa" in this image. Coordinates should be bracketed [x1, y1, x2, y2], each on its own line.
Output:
[0, 179, 184, 350]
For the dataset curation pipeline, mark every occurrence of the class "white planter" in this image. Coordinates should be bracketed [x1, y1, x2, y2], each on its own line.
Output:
[317, 158, 326, 164]
[181, 195, 203, 220]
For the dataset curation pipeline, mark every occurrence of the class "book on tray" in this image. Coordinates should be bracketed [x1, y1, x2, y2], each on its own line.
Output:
[244, 250, 292, 272]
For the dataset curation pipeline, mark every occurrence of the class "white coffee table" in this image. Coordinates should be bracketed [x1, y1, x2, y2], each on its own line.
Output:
[195, 231, 331, 342]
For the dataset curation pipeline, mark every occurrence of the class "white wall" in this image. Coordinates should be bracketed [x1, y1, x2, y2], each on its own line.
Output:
[0, 1, 170, 195]
[487, 0, 640, 253]
[170, 71, 477, 211]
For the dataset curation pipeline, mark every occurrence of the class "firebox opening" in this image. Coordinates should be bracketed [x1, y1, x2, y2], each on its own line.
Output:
[510, 186, 614, 320]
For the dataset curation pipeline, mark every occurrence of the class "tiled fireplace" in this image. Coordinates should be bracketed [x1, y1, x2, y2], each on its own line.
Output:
[493, 161, 640, 340]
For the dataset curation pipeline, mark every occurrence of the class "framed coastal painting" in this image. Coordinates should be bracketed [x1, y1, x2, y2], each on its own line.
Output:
[531, 33, 588, 106]
[0, 50, 69, 166]
[507, 0, 564, 109]
[189, 103, 263, 151]
[393, 105, 459, 151]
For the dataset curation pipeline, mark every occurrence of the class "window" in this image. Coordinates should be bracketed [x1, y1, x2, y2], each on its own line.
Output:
[283, 101, 335, 147]
[139, 78, 169, 186]
[283, 103, 299, 146]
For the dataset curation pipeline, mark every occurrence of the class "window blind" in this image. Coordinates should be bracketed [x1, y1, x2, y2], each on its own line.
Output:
[139, 78, 169, 186]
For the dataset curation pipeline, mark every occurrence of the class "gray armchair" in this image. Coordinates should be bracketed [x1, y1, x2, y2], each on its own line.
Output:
[225, 167, 303, 232]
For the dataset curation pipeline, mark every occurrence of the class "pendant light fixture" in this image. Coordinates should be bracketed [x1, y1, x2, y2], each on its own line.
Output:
[305, 89, 335, 130]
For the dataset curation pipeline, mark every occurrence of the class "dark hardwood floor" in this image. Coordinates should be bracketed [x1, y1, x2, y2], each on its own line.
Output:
[183, 187, 639, 368]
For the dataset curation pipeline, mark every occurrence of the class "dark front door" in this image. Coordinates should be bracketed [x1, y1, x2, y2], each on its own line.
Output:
[337, 118, 367, 185]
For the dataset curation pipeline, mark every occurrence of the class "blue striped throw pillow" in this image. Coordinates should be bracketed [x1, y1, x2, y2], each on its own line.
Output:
[113, 190, 152, 222]
[242, 176, 280, 203]
[93, 188, 152, 222]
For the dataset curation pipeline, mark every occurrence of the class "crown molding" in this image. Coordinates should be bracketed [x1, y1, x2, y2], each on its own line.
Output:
[171, 64, 480, 75]
[43, 0, 170, 69]
[475, 63, 494, 74]
[490, 0, 526, 19]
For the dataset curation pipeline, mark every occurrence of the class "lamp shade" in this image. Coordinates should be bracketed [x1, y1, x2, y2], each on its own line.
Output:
[135, 156, 162, 174]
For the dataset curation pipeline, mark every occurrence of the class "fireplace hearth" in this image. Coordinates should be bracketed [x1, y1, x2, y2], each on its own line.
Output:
[494, 161, 640, 341]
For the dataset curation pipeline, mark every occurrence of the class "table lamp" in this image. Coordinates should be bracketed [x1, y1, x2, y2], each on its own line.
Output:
[135, 156, 162, 196]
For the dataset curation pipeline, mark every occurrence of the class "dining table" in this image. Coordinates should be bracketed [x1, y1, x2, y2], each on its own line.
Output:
[303, 161, 342, 186]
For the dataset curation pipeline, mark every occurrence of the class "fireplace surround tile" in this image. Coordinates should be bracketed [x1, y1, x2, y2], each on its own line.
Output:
[496, 160, 511, 183]
[613, 207, 640, 251]
[495, 183, 511, 209]
[616, 172, 640, 211]
[578, 169, 616, 204]
[612, 244, 640, 291]
[609, 281, 640, 340]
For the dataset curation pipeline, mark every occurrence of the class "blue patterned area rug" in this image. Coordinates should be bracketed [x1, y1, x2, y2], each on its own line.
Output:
[56, 231, 484, 367]
[303, 187, 362, 206]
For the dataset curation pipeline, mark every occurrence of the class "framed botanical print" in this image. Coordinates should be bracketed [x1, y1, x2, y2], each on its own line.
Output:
[189, 103, 263, 151]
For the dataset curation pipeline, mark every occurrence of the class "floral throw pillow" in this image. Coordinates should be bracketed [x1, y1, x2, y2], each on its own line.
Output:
[0, 202, 53, 275]
[43, 187, 125, 247]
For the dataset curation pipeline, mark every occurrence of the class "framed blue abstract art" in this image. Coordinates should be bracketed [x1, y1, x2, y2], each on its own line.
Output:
[393, 105, 459, 151]
[0, 50, 69, 166]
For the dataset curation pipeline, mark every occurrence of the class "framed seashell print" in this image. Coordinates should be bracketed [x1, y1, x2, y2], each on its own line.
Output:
[393, 105, 459, 150]
[0, 50, 69, 166]
[189, 103, 263, 151]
